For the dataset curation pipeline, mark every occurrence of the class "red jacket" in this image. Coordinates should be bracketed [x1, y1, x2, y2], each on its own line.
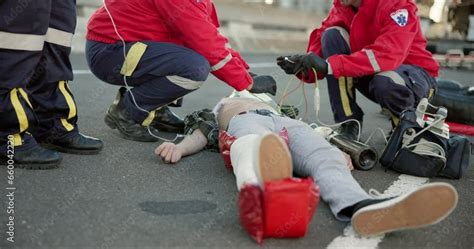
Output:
[303, 0, 439, 82]
[87, 0, 252, 91]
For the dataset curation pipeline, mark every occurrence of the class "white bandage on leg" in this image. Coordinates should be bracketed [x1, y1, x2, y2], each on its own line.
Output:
[230, 134, 260, 190]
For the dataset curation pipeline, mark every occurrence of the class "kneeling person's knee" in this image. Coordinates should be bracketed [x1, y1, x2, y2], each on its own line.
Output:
[371, 73, 415, 114]
[188, 54, 211, 82]
[168, 54, 210, 90]
[321, 27, 351, 57]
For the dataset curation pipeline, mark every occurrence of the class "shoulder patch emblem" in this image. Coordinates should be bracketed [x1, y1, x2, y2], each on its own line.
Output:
[390, 9, 409, 27]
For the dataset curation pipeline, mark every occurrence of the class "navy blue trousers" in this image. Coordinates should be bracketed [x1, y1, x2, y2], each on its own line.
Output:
[86, 40, 211, 124]
[321, 27, 437, 124]
[0, 0, 78, 152]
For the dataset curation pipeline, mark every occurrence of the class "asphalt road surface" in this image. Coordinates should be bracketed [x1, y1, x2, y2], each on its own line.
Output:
[1, 53, 473, 249]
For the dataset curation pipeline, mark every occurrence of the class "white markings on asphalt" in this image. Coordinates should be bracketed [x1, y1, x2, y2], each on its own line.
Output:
[72, 62, 278, 75]
[73, 69, 92, 75]
[327, 226, 384, 249]
[379, 175, 429, 197]
[248, 62, 278, 68]
[326, 174, 429, 249]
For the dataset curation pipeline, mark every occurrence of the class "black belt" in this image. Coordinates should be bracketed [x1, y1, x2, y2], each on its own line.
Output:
[238, 109, 278, 117]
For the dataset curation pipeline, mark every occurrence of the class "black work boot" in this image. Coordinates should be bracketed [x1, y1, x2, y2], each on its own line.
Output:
[0, 144, 62, 170]
[151, 106, 185, 133]
[40, 133, 104, 155]
[337, 120, 362, 141]
[104, 87, 160, 142]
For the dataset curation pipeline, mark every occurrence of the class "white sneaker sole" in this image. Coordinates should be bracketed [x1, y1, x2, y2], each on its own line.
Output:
[255, 133, 293, 185]
[352, 182, 458, 237]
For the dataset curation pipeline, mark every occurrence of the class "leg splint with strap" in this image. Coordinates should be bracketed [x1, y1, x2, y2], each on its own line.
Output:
[218, 130, 320, 244]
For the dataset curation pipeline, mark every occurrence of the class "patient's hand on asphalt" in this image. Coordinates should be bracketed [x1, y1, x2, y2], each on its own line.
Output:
[155, 142, 183, 164]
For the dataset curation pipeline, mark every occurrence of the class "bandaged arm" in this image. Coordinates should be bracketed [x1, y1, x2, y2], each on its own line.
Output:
[155, 129, 208, 164]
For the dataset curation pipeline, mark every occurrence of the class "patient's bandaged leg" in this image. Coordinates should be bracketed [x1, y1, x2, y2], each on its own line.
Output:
[219, 129, 320, 244]
[230, 133, 293, 190]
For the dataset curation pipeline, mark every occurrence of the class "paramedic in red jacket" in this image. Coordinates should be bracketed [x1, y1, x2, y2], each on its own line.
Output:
[277, 0, 439, 140]
[86, 0, 275, 142]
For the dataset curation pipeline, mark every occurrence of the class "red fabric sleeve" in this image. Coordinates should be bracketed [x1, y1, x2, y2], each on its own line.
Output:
[328, 3, 418, 78]
[155, 0, 252, 91]
[307, 2, 352, 59]
[229, 48, 250, 70]
[299, 2, 353, 83]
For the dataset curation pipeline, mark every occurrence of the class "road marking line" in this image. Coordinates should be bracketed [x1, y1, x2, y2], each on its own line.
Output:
[72, 62, 277, 75]
[326, 174, 429, 249]
[73, 69, 92, 75]
[248, 62, 277, 68]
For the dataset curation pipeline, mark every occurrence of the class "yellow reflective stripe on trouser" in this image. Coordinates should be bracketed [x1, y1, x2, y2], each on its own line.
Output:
[346, 77, 354, 99]
[13, 134, 22, 146]
[10, 88, 29, 133]
[142, 106, 164, 127]
[58, 81, 77, 131]
[17, 88, 32, 108]
[60, 119, 74, 131]
[384, 108, 400, 126]
[121, 42, 148, 76]
[391, 114, 400, 126]
[428, 88, 435, 99]
[338, 77, 353, 117]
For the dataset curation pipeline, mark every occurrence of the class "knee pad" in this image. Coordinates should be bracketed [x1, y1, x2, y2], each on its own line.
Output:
[239, 178, 320, 244]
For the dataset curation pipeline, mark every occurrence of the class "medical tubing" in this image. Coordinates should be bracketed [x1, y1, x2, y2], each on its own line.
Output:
[103, 0, 183, 142]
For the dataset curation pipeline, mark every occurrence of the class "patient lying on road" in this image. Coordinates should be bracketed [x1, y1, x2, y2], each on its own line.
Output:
[155, 96, 458, 238]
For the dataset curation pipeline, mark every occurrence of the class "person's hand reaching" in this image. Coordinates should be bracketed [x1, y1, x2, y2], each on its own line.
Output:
[277, 53, 328, 78]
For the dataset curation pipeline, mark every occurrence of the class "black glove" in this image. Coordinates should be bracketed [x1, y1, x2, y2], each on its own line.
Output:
[277, 53, 328, 78]
[248, 73, 277, 96]
[276, 55, 304, 74]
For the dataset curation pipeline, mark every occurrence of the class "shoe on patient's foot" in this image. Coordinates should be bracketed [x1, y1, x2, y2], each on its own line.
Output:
[253, 133, 293, 187]
[351, 182, 458, 237]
